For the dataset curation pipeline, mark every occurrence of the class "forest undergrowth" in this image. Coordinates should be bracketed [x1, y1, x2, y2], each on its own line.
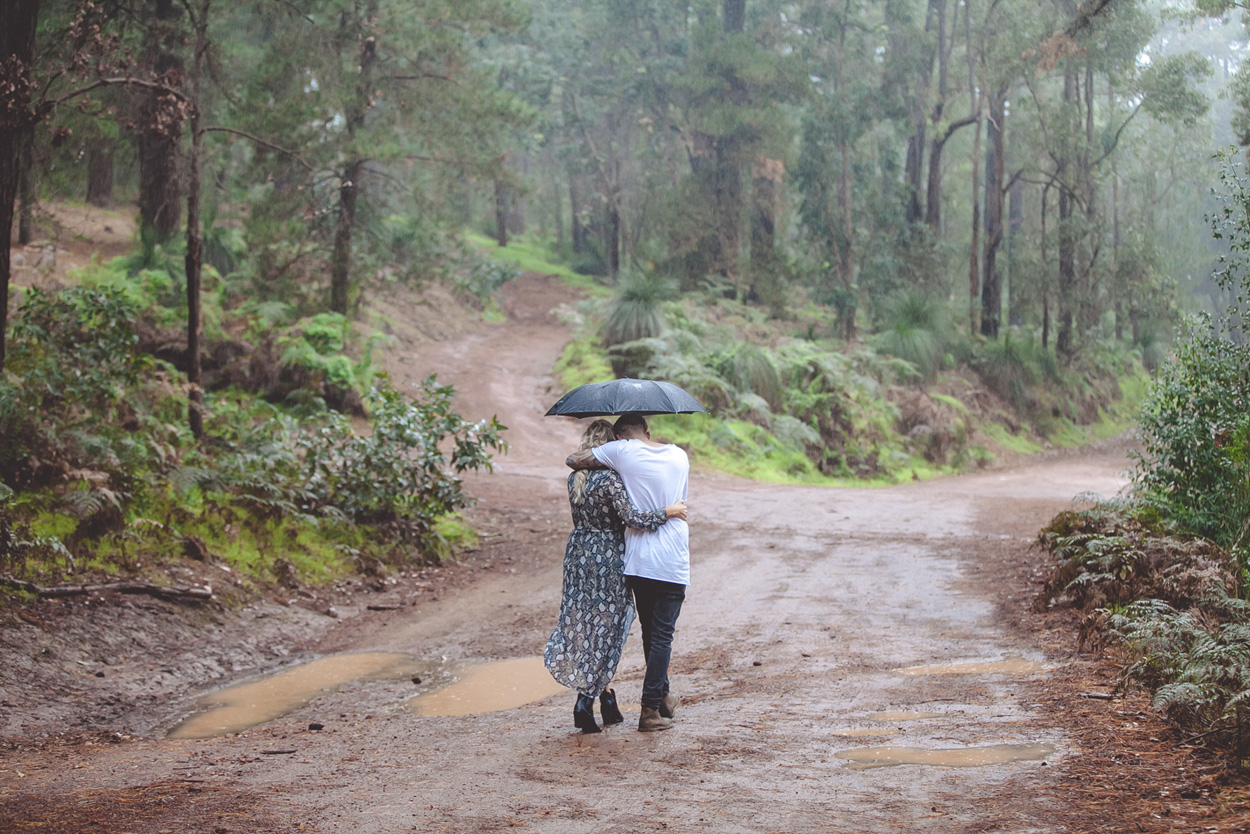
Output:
[543, 243, 1146, 486]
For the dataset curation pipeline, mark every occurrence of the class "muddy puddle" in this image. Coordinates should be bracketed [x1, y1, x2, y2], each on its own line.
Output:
[170, 654, 564, 739]
[407, 657, 566, 717]
[894, 656, 1045, 676]
[835, 742, 1055, 770]
[169, 652, 421, 740]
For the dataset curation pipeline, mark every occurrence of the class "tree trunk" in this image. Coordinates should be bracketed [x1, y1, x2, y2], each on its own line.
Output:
[569, 177, 585, 254]
[750, 165, 778, 305]
[137, 0, 183, 246]
[905, 128, 925, 226]
[723, 0, 745, 34]
[1007, 175, 1023, 325]
[606, 202, 620, 279]
[328, 2, 378, 315]
[836, 143, 855, 340]
[1056, 66, 1078, 359]
[87, 146, 114, 207]
[714, 141, 742, 292]
[964, 4, 979, 334]
[1043, 293, 1050, 349]
[923, 0, 950, 235]
[981, 89, 1005, 339]
[184, 0, 211, 440]
[968, 96, 983, 336]
[0, 0, 40, 373]
[17, 131, 35, 245]
[493, 180, 509, 247]
[330, 159, 361, 314]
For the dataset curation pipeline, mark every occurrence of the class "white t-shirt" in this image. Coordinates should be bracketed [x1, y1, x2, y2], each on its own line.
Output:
[592, 439, 690, 585]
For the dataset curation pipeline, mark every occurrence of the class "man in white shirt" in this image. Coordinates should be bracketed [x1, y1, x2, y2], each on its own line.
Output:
[567, 413, 689, 732]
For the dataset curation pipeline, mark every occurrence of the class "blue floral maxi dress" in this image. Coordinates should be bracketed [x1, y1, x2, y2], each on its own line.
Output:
[544, 469, 669, 698]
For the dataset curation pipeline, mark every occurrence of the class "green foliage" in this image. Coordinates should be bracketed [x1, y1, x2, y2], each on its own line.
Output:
[1135, 326, 1250, 549]
[1111, 601, 1250, 755]
[554, 335, 614, 390]
[277, 313, 377, 396]
[0, 287, 179, 494]
[602, 270, 677, 348]
[973, 331, 1059, 413]
[299, 378, 507, 543]
[872, 290, 950, 382]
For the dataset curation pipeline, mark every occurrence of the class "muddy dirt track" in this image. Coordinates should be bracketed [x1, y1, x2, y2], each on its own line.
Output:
[1, 273, 1205, 833]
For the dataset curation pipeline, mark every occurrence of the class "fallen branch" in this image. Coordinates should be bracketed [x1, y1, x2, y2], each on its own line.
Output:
[1, 576, 213, 601]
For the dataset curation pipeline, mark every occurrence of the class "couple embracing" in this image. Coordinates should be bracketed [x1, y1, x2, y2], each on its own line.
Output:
[544, 414, 690, 733]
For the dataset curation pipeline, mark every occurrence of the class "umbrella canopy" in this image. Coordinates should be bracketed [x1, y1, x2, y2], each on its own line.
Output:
[545, 378, 708, 418]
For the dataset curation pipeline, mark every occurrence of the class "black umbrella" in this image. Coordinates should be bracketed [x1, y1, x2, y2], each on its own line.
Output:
[545, 378, 708, 418]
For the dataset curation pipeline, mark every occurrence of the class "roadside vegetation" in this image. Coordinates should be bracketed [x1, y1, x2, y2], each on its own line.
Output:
[1036, 157, 1250, 764]
[536, 242, 1146, 486]
[0, 234, 509, 603]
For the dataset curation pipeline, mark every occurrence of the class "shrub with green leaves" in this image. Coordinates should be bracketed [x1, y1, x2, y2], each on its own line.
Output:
[1135, 326, 1250, 551]
[299, 377, 506, 545]
[0, 286, 182, 492]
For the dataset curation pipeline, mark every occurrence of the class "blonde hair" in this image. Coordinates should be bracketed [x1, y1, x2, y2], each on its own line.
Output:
[570, 419, 616, 504]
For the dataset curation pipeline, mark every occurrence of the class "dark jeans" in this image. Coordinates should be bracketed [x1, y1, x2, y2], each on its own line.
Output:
[627, 575, 686, 710]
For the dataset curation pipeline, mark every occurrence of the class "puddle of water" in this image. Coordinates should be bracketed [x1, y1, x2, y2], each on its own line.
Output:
[830, 727, 903, 738]
[893, 656, 1044, 676]
[836, 742, 1055, 770]
[169, 652, 417, 740]
[867, 711, 943, 722]
[407, 657, 567, 717]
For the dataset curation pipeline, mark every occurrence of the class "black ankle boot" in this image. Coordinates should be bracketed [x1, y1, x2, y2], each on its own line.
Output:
[573, 693, 601, 733]
[599, 688, 624, 725]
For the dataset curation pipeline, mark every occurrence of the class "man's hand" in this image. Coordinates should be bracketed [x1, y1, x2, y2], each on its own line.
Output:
[566, 448, 604, 470]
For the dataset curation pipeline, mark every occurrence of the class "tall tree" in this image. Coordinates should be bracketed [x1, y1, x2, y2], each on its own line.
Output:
[0, 0, 40, 371]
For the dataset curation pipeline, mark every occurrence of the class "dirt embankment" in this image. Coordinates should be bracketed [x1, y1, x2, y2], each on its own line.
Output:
[1, 270, 1246, 833]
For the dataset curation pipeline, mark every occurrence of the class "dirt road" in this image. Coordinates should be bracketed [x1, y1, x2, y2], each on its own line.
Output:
[1, 274, 1138, 833]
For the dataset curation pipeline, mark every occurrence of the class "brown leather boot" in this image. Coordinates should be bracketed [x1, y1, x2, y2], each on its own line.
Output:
[638, 707, 674, 732]
[660, 693, 680, 719]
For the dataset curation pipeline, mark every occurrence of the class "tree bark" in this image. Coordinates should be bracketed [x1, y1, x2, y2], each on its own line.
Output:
[981, 89, 1005, 339]
[606, 202, 620, 279]
[1056, 65, 1078, 359]
[749, 164, 777, 304]
[0, 0, 41, 373]
[184, 0, 209, 440]
[138, 1, 184, 245]
[836, 143, 855, 340]
[328, 3, 378, 315]
[964, 4, 980, 335]
[968, 96, 983, 336]
[493, 179, 509, 247]
[569, 177, 585, 254]
[330, 159, 361, 314]
[17, 130, 35, 245]
[87, 146, 114, 207]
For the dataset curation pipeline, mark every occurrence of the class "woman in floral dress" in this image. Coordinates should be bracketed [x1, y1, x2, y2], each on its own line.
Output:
[545, 420, 687, 733]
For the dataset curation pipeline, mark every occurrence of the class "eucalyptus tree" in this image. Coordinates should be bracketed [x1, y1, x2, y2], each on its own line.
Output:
[1020, 0, 1207, 357]
[793, 0, 903, 339]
